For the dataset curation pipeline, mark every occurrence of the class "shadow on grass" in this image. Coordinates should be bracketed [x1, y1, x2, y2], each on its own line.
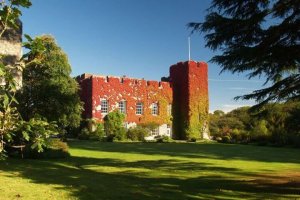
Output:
[1, 151, 300, 199]
[70, 140, 300, 164]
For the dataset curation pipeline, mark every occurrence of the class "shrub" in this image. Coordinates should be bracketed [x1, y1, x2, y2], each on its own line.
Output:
[78, 121, 105, 141]
[156, 135, 173, 143]
[106, 134, 115, 142]
[188, 137, 197, 142]
[221, 135, 231, 143]
[104, 110, 126, 141]
[11, 117, 58, 154]
[126, 126, 149, 141]
[42, 139, 70, 158]
[78, 128, 90, 140]
[22, 139, 70, 159]
[89, 123, 105, 141]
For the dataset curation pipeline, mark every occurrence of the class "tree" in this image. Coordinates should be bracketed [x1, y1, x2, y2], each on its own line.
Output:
[104, 110, 126, 141]
[0, 63, 19, 157]
[19, 35, 83, 134]
[0, 0, 32, 158]
[189, 0, 300, 106]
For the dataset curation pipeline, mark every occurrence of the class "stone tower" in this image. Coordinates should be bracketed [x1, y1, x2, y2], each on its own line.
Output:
[0, 21, 22, 86]
[170, 61, 209, 140]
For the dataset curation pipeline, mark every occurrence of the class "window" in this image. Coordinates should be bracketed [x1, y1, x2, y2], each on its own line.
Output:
[136, 102, 143, 115]
[101, 99, 109, 114]
[167, 124, 171, 135]
[119, 100, 126, 114]
[151, 103, 158, 115]
[150, 127, 159, 136]
[167, 104, 172, 116]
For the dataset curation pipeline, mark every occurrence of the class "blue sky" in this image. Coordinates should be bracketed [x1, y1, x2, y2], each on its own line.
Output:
[20, 0, 265, 112]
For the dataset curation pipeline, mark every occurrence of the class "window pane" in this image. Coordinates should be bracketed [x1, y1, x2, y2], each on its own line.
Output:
[136, 102, 143, 115]
[151, 103, 158, 115]
[101, 99, 108, 114]
[150, 127, 159, 136]
[119, 101, 126, 114]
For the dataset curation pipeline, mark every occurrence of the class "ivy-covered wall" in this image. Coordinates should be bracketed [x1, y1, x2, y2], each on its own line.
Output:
[170, 61, 209, 140]
[77, 60, 209, 140]
[77, 74, 172, 126]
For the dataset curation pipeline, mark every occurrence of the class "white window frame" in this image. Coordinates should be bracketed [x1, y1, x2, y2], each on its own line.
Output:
[119, 100, 127, 114]
[101, 99, 109, 114]
[151, 103, 159, 115]
[150, 127, 159, 136]
[136, 102, 143, 115]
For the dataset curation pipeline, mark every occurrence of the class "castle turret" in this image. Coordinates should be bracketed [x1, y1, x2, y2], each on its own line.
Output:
[170, 61, 209, 140]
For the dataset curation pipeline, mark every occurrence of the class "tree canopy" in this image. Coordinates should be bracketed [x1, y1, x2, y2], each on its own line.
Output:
[19, 35, 83, 132]
[209, 102, 300, 146]
[189, 0, 300, 106]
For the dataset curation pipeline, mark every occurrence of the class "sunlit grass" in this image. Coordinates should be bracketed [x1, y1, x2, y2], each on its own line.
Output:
[1, 140, 300, 199]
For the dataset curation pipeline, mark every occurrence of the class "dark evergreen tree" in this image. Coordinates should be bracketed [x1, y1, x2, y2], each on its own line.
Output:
[189, 0, 300, 106]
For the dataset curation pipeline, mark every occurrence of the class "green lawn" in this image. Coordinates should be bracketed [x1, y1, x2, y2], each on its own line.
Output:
[1, 141, 300, 200]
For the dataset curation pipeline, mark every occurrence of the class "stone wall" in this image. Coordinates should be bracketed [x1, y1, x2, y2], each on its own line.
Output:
[0, 21, 22, 87]
[0, 21, 22, 65]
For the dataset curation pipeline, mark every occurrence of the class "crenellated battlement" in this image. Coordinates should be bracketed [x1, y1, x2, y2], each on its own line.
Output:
[77, 74, 171, 90]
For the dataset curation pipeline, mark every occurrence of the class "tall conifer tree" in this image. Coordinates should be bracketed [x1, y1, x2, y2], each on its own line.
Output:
[189, 0, 300, 105]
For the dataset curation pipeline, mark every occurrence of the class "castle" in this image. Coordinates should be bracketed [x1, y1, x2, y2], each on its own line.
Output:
[1, 22, 209, 140]
[77, 61, 209, 140]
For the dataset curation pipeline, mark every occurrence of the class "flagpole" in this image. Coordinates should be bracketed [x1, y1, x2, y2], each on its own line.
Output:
[188, 36, 191, 61]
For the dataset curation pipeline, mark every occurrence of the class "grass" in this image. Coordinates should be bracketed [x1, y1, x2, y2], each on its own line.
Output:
[1, 140, 300, 200]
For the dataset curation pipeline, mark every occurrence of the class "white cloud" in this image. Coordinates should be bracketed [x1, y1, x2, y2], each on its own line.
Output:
[210, 104, 253, 113]
[209, 78, 263, 83]
[227, 87, 255, 91]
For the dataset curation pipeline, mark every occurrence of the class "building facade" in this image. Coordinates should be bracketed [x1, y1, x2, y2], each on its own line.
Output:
[77, 61, 209, 140]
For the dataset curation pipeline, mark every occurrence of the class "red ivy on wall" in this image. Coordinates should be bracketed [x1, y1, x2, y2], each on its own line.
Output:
[77, 60, 209, 139]
[77, 74, 173, 126]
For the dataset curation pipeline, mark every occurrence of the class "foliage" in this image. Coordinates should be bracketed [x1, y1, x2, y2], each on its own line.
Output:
[209, 101, 300, 147]
[140, 122, 159, 131]
[0, 0, 31, 37]
[19, 35, 83, 134]
[90, 123, 105, 140]
[156, 135, 173, 143]
[189, 0, 300, 106]
[0, 64, 20, 158]
[251, 120, 270, 143]
[78, 128, 90, 140]
[42, 138, 70, 158]
[104, 110, 126, 141]
[22, 138, 70, 159]
[126, 126, 149, 141]
[0, 0, 32, 158]
[78, 122, 105, 141]
[188, 137, 197, 142]
[12, 117, 58, 153]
